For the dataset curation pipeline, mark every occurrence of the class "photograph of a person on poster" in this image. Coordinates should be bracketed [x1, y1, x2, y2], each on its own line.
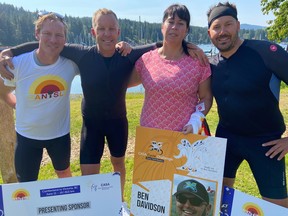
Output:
[171, 175, 216, 216]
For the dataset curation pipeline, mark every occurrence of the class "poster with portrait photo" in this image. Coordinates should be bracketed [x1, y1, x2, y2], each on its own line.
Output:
[130, 126, 227, 216]
[170, 174, 216, 216]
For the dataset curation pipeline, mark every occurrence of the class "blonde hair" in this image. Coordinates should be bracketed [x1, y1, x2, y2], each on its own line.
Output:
[92, 8, 118, 29]
[34, 13, 68, 36]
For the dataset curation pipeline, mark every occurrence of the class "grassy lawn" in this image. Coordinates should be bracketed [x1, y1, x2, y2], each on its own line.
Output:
[1, 90, 288, 205]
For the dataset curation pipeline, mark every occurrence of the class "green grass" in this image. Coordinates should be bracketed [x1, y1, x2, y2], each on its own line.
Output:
[1, 90, 288, 204]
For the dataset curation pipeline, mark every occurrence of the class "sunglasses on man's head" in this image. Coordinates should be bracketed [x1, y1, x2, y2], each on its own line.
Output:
[176, 194, 205, 206]
[37, 11, 65, 21]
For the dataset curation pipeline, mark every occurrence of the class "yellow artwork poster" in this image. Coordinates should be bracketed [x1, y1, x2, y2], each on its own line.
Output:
[130, 126, 227, 216]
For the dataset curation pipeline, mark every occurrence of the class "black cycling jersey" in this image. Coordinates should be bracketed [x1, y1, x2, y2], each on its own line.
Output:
[61, 44, 154, 119]
[210, 39, 288, 136]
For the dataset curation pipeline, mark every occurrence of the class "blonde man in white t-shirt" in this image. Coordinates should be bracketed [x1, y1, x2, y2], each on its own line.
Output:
[0, 12, 79, 182]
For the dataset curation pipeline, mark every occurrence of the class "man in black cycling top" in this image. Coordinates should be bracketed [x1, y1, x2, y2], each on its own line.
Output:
[207, 2, 288, 207]
[0, 8, 207, 201]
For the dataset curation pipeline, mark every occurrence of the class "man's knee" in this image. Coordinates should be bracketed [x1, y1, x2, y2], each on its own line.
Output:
[55, 167, 72, 178]
[223, 177, 235, 188]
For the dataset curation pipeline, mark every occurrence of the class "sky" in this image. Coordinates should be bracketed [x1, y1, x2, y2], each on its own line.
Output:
[1, 0, 274, 27]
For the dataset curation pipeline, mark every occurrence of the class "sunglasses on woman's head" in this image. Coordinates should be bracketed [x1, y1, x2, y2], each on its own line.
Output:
[176, 194, 205, 206]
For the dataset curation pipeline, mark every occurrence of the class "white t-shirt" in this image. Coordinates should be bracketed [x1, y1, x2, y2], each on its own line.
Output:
[9, 51, 79, 140]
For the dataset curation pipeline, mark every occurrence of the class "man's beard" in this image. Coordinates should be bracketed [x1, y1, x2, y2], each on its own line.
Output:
[214, 33, 239, 53]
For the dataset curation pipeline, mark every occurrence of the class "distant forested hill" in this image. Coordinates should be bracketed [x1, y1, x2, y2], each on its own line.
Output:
[240, 24, 266, 30]
[0, 3, 271, 47]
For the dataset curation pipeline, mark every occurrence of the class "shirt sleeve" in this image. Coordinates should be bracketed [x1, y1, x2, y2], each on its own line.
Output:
[199, 64, 212, 83]
[11, 42, 91, 66]
[60, 44, 91, 65]
[10, 41, 39, 56]
[128, 43, 156, 63]
[268, 45, 288, 85]
[254, 41, 288, 85]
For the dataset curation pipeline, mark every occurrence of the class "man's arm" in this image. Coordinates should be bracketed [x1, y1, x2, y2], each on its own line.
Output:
[0, 51, 14, 80]
[9, 41, 38, 56]
[260, 42, 288, 160]
[62, 42, 134, 63]
[6, 41, 85, 64]
[115, 41, 132, 56]
[0, 78, 16, 109]
[256, 41, 288, 84]
[2, 41, 87, 65]
[128, 43, 158, 63]
[184, 41, 209, 66]
[129, 41, 209, 66]
[0, 42, 39, 79]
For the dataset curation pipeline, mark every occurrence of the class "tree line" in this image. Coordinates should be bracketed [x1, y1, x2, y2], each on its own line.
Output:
[0, 3, 278, 47]
[261, 0, 288, 42]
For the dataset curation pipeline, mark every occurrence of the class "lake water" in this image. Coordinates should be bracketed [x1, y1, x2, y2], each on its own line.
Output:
[71, 76, 145, 94]
[70, 44, 215, 94]
[70, 43, 288, 94]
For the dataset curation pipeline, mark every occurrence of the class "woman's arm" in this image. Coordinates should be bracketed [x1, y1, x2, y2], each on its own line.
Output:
[183, 77, 213, 135]
[197, 77, 213, 116]
[128, 67, 142, 88]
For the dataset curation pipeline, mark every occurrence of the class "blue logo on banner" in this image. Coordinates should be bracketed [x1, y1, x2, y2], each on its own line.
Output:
[220, 186, 234, 216]
[0, 186, 5, 216]
[40, 185, 80, 197]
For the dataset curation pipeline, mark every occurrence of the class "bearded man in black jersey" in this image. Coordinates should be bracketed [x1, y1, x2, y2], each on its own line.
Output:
[208, 2, 288, 208]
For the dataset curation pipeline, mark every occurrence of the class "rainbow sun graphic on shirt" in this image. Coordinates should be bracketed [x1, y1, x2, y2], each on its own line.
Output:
[12, 189, 30, 200]
[243, 202, 264, 216]
[29, 75, 67, 99]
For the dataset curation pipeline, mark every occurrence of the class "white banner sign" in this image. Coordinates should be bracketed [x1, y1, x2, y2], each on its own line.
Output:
[0, 172, 122, 216]
[221, 186, 288, 216]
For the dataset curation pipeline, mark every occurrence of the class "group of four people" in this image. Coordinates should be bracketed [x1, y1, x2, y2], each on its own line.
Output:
[0, 2, 287, 214]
